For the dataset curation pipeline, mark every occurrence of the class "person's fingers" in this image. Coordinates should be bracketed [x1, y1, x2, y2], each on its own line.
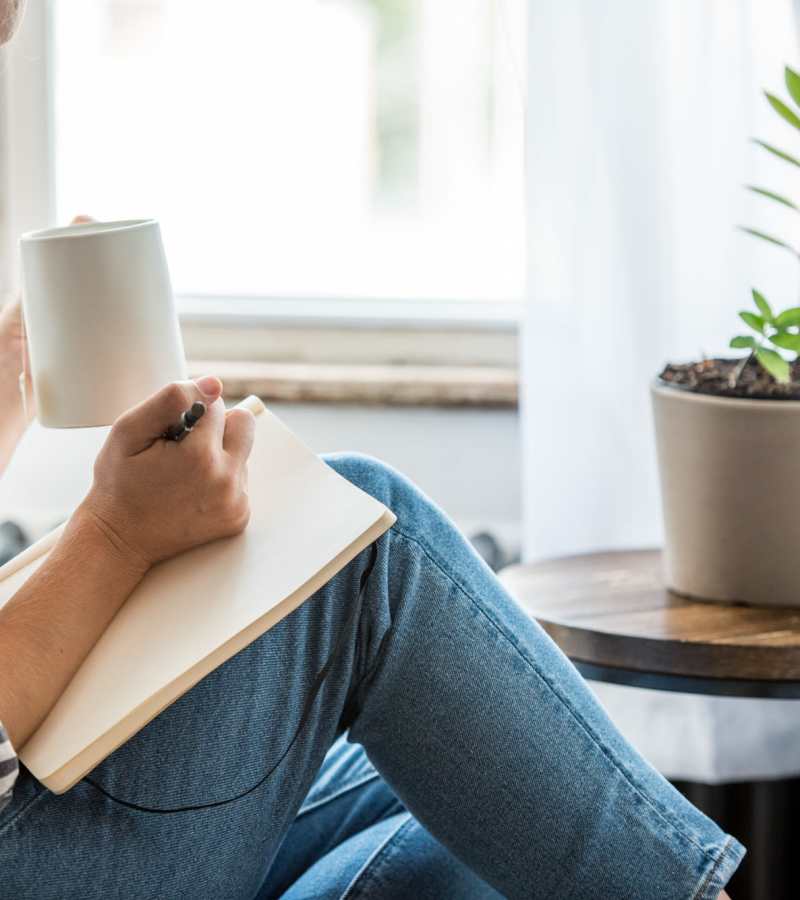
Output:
[70, 214, 94, 224]
[222, 407, 256, 464]
[0, 294, 20, 322]
[112, 376, 224, 455]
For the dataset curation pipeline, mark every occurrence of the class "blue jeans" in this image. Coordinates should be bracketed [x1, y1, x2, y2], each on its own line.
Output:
[0, 454, 744, 899]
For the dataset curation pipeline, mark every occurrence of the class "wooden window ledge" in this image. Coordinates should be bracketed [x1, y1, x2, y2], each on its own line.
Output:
[187, 360, 518, 409]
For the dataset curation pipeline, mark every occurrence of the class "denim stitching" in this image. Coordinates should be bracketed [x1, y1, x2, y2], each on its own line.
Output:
[390, 525, 717, 860]
[0, 783, 49, 838]
[295, 771, 381, 820]
[691, 836, 738, 900]
[339, 814, 413, 900]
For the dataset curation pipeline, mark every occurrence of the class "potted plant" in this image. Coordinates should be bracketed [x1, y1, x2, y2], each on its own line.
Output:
[652, 65, 800, 608]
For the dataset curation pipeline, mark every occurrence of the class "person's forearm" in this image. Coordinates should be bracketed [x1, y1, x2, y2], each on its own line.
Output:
[0, 507, 148, 748]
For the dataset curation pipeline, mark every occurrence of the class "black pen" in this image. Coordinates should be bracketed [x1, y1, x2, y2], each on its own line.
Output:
[162, 401, 206, 442]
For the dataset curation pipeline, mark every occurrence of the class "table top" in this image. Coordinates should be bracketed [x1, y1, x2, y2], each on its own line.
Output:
[499, 550, 800, 699]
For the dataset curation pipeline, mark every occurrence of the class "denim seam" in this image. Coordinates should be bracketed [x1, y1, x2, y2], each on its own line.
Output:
[691, 836, 737, 900]
[0, 784, 49, 838]
[295, 770, 382, 820]
[339, 814, 413, 900]
[390, 525, 714, 860]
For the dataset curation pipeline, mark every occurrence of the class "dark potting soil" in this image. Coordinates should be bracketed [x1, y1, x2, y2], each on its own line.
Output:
[659, 358, 800, 400]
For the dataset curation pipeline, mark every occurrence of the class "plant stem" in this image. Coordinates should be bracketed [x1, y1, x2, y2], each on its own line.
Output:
[731, 349, 756, 387]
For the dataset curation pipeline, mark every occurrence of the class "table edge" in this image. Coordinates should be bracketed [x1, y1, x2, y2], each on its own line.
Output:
[573, 659, 800, 699]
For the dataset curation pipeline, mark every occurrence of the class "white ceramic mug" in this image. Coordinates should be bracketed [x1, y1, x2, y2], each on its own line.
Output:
[20, 219, 187, 428]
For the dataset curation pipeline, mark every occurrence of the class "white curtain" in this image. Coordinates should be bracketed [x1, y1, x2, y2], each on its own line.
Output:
[524, 0, 800, 560]
[522, 0, 800, 781]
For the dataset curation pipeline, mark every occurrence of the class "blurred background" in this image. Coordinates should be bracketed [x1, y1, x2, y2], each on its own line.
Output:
[52, 0, 525, 301]
[0, 0, 526, 560]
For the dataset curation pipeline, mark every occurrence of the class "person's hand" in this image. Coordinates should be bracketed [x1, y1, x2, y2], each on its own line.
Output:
[0, 295, 35, 476]
[0, 297, 30, 422]
[0, 215, 94, 441]
[74, 376, 256, 574]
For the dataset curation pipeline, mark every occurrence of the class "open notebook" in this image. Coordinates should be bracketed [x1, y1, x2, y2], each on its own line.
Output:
[0, 396, 395, 794]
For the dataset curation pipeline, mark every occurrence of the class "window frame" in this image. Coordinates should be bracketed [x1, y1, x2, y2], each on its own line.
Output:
[1, 0, 521, 369]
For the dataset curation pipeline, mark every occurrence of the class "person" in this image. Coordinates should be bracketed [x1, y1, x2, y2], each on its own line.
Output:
[0, 3, 741, 898]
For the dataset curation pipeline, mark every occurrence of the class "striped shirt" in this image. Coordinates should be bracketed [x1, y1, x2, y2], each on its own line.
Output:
[0, 722, 18, 813]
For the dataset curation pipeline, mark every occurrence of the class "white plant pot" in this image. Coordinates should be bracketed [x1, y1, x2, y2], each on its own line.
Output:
[652, 380, 800, 608]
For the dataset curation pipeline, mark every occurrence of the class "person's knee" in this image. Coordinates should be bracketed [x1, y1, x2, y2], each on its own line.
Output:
[324, 453, 417, 519]
[323, 452, 454, 552]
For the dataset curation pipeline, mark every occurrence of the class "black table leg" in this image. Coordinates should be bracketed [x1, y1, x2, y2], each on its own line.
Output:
[672, 777, 797, 900]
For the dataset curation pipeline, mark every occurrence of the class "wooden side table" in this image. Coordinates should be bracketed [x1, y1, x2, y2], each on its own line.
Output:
[499, 549, 800, 900]
[500, 549, 800, 698]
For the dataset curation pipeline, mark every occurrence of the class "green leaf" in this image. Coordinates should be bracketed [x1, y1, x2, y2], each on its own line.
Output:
[766, 91, 800, 131]
[786, 67, 800, 111]
[739, 311, 765, 333]
[746, 185, 799, 211]
[752, 289, 774, 321]
[737, 226, 798, 255]
[756, 347, 791, 383]
[775, 307, 800, 328]
[730, 335, 758, 349]
[770, 331, 800, 352]
[750, 139, 800, 168]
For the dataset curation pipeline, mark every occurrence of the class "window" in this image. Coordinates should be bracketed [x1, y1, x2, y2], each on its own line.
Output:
[50, 0, 526, 308]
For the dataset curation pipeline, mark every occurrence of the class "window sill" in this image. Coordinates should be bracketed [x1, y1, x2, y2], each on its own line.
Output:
[178, 296, 520, 370]
[187, 360, 519, 409]
[178, 295, 521, 331]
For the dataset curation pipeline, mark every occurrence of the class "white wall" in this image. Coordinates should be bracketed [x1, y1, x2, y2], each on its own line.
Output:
[0, 403, 521, 554]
